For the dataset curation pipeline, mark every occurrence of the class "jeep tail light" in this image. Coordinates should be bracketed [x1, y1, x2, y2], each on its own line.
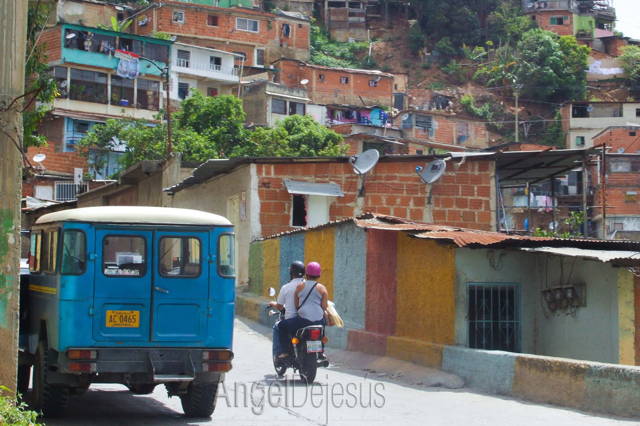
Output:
[308, 329, 321, 340]
[202, 350, 234, 361]
[202, 361, 232, 372]
[67, 350, 97, 360]
[68, 362, 96, 373]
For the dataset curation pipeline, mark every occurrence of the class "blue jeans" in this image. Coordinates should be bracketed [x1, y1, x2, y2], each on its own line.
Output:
[272, 321, 282, 357]
[278, 317, 325, 355]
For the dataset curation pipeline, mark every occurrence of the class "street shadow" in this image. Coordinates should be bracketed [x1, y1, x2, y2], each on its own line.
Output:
[26, 387, 209, 426]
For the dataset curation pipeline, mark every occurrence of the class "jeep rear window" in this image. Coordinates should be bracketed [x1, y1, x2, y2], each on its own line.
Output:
[103, 236, 146, 277]
[159, 237, 201, 277]
[61, 230, 86, 275]
[218, 233, 235, 277]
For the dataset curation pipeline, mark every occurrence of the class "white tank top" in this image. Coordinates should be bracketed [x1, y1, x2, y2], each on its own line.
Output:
[297, 281, 324, 322]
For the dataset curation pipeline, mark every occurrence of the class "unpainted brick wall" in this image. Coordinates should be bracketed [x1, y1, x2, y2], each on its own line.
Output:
[255, 159, 494, 237]
[276, 59, 394, 107]
[531, 11, 574, 37]
[144, 2, 310, 64]
[39, 27, 61, 62]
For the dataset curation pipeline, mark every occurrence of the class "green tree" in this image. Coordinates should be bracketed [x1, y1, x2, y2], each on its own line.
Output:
[79, 95, 347, 177]
[619, 45, 640, 83]
[234, 115, 347, 157]
[174, 92, 248, 157]
[24, 2, 59, 147]
[487, 1, 536, 46]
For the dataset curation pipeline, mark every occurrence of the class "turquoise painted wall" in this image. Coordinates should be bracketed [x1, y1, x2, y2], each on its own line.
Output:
[279, 233, 305, 285]
[333, 224, 366, 329]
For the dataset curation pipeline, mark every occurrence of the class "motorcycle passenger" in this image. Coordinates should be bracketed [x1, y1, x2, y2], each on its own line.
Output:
[269, 261, 305, 357]
[278, 261, 328, 358]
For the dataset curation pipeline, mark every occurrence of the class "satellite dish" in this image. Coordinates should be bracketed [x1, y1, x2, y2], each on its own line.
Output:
[65, 32, 77, 40]
[300, 79, 309, 85]
[350, 149, 380, 175]
[618, 147, 625, 153]
[416, 159, 446, 184]
[33, 153, 46, 163]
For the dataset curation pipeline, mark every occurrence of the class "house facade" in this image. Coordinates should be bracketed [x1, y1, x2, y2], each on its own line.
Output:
[31, 23, 172, 201]
[170, 42, 243, 101]
[162, 155, 496, 285]
[561, 102, 640, 149]
[273, 58, 397, 107]
[248, 214, 640, 366]
[134, 1, 310, 68]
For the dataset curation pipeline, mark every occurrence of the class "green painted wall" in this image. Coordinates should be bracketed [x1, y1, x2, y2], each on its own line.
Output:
[248, 241, 264, 294]
[575, 15, 595, 37]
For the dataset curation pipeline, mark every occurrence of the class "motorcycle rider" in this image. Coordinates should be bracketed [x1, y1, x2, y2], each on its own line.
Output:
[269, 261, 305, 358]
[278, 261, 328, 357]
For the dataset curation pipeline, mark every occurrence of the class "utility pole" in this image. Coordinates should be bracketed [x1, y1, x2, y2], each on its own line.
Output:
[514, 84, 522, 143]
[0, 0, 28, 394]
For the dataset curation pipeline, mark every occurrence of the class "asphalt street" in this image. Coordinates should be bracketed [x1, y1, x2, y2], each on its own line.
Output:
[43, 319, 640, 426]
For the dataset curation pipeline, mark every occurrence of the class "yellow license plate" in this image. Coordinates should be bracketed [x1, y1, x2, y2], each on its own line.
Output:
[106, 310, 140, 328]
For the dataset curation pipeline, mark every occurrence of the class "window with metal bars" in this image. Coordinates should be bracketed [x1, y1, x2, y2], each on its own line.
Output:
[468, 283, 520, 352]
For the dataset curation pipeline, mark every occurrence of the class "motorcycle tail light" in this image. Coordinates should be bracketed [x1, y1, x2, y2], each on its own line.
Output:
[291, 337, 300, 344]
[308, 329, 321, 340]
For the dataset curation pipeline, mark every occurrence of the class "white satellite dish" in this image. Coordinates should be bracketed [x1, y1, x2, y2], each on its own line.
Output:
[300, 79, 309, 85]
[350, 149, 380, 175]
[33, 153, 46, 163]
[618, 147, 625, 153]
[416, 159, 446, 184]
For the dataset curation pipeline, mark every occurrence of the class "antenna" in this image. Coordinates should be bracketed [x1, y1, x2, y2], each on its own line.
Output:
[415, 159, 446, 184]
[350, 149, 380, 175]
[350, 149, 380, 197]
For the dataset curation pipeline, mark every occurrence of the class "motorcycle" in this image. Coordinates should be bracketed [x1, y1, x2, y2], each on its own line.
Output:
[267, 288, 329, 383]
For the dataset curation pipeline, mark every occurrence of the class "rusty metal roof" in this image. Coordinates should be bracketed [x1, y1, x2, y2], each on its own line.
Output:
[259, 212, 640, 252]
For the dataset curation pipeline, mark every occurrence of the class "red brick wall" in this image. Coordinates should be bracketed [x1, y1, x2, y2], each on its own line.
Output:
[256, 159, 494, 236]
[142, 2, 309, 64]
[403, 113, 489, 149]
[26, 143, 88, 177]
[532, 11, 574, 36]
[276, 59, 394, 107]
[39, 27, 61, 62]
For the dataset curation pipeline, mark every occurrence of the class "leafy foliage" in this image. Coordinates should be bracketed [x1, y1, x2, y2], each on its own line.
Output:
[0, 385, 42, 426]
[309, 24, 369, 68]
[460, 94, 512, 135]
[533, 211, 585, 238]
[24, 2, 59, 147]
[79, 94, 347, 176]
[619, 45, 640, 83]
[541, 110, 565, 147]
[474, 29, 588, 102]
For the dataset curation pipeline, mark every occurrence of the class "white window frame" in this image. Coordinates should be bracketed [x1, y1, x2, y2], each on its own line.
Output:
[254, 48, 265, 67]
[236, 17, 259, 33]
[173, 10, 185, 24]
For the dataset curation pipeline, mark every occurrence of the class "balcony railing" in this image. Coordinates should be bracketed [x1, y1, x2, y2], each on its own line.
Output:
[174, 58, 239, 78]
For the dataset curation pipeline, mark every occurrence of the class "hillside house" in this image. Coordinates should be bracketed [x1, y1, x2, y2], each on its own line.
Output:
[133, 1, 310, 68]
[170, 42, 244, 101]
[273, 58, 398, 108]
[33, 23, 172, 200]
[561, 101, 640, 149]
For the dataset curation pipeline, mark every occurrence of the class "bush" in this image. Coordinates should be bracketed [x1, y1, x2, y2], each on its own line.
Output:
[0, 386, 42, 426]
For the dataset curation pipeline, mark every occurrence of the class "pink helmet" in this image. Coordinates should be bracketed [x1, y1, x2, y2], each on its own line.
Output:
[306, 261, 321, 277]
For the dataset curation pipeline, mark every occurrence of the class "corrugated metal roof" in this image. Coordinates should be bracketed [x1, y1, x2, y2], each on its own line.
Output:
[519, 247, 640, 265]
[259, 213, 640, 252]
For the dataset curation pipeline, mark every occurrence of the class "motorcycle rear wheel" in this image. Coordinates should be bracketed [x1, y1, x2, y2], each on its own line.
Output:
[273, 356, 287, 377]
[300, 353, 317, 383]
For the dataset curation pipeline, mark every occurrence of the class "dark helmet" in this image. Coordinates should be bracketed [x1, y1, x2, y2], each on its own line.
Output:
[289, 261, 305, 278]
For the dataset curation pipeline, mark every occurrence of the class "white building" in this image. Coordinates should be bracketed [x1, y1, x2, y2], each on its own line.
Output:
[170, 43, 244, 101]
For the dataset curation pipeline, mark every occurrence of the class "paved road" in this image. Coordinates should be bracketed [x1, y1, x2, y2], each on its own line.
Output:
[45, 319, 639, 426]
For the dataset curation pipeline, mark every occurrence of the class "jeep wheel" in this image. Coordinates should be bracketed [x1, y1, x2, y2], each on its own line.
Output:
[32, 342, 69, 417]
[180, 382, 219, 418]
[17, 364, 31, 396]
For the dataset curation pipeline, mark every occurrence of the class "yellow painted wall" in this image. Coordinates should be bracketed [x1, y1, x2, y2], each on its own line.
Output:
[395, 234, 456, 344]
[262, 238, 281, 296]
[617, 269, 636, 365]
[304, 228, 335, 298]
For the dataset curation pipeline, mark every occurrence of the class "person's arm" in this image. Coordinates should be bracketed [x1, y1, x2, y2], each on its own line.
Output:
[269, 284, 287, 309]
[318, 284, 329, 311]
